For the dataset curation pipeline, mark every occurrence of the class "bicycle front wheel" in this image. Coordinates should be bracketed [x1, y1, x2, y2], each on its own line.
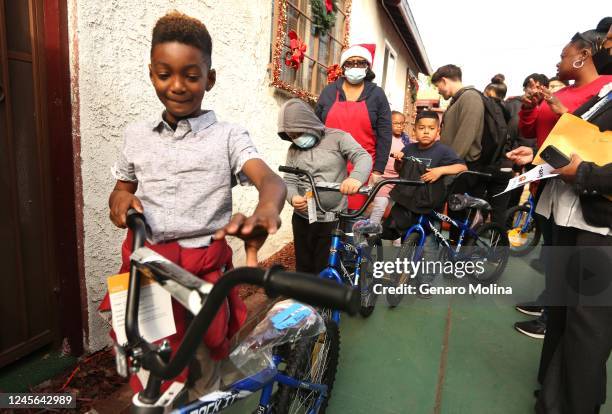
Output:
[358, 236, 382, 317]
[386, 233, 419, 307]
[465, 222, 509, 284]
[273, 319, 340, 414]
[506, 205, 541, 257]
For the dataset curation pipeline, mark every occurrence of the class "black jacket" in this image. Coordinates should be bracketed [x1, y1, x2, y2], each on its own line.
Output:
[572, 89, 612, 228]
[315, 79, 392, 173]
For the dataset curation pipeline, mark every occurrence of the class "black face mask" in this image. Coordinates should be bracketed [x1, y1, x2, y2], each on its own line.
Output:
[593, 47, 612, 75]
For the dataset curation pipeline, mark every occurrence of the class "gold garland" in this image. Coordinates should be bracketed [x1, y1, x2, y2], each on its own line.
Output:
[271, 0, 352, 103]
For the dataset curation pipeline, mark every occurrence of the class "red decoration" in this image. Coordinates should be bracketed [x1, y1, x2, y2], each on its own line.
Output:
[284, 30, 307, 70]
[325, 0, 334, 13]
[326, 63, 343, 83]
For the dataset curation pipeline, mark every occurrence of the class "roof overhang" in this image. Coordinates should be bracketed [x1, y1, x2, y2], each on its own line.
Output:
[380, 0, 432, 74]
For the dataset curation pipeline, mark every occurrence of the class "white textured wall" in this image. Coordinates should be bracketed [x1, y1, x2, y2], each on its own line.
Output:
[68, 0, 294, 351]
[350, 0, 415, 111]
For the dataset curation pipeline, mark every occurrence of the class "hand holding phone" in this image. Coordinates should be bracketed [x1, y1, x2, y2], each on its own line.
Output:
[540, 145, 570, 168]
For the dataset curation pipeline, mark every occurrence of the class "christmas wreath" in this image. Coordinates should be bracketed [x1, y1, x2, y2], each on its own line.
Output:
[311, 0, 337, 37]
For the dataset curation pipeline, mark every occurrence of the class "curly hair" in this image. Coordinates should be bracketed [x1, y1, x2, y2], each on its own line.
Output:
[151, 11, 212, 66]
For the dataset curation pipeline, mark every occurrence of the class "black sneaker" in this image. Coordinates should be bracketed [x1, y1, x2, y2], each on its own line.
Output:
[514, 319, 546, 339]
[515, 302, 543, 316]
[530, 258, 545, 274]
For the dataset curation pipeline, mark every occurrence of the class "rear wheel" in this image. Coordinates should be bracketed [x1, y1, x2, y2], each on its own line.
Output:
[358, 236, 382, 317]
[506, 205, 541, 257]
[273, 319, 340, 414]
[386, 233, 419, 307]
[464, 222, 509, 284]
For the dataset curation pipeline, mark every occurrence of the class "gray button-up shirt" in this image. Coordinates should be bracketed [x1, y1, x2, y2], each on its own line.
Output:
[112, 110, 261, 247]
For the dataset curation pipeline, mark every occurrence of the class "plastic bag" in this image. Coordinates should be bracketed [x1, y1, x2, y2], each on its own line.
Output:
[352, 219, 383, 245]
[229, 300, 325, 377]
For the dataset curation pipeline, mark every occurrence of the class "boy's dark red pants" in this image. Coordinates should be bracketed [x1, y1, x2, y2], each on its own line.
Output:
[99, 231, 247, 392]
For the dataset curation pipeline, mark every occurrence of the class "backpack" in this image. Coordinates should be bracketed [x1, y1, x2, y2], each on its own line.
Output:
[389, 157, 446, 214]
[451, 88, 509, 170]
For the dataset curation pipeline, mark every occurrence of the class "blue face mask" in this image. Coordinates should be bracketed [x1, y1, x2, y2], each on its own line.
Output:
[293, 134, 318, 149]
[345, 67, 367, 84]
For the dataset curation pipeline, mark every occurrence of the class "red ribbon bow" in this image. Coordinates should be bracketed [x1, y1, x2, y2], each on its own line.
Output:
[285, 30, 307, 70]
[326, 63, 343, 83]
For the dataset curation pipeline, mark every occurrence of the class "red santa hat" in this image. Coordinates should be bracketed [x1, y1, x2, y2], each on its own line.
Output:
[340, 43, 376, 67]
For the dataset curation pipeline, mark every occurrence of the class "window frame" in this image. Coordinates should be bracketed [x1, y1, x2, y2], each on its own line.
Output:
[270, 0, 352, 102]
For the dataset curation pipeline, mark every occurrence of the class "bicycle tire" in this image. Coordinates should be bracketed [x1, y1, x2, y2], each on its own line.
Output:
[358, 236, 382, 317]
[386, 233, 419, 307]
[272, 319, 340, 414]
[505, 205, 541, 257]
[464, 222, 509, 284]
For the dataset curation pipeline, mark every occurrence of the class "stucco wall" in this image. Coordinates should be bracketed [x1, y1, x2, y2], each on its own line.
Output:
[350, 0, 416, 111]
[68, 0, 294, 351]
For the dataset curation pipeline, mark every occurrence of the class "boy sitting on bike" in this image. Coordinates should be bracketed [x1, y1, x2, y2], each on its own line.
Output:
[279, 98, 372, 274]
[101, 11, 286, 399]
[383, 111, 467, 239]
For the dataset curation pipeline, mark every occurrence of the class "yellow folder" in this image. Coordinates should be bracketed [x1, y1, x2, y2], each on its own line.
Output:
[533, 113, 611, 165]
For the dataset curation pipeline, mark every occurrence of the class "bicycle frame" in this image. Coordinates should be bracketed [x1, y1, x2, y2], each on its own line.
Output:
[401, 209, 480, 261]
[173, 354, 327, 414]
[512, 194, 535, 233]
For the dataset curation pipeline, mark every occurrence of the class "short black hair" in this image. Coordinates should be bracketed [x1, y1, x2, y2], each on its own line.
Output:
[595, 17, 612, 34]
[522, 73, 549, 88]
[151, 11, 212, 66]
[431, 64, 462, 83]
[570, 30, 605, 55]
[415, 110, 439, 125]
[391, 111, 405, 118]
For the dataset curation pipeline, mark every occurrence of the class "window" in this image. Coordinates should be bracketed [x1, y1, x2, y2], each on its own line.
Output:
[271, 0, 351, 102]
[381, 43, 397, 100]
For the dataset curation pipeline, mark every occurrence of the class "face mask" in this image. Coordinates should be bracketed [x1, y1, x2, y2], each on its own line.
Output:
[345, 67, 367, 84]
[593, 47, 612, 75]
[293, 133, 317, 149]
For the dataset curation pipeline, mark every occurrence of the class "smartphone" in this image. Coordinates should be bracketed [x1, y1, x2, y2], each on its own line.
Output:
[540, 145, 570, 168]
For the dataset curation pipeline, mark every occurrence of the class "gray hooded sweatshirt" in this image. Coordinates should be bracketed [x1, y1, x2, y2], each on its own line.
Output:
[278, 98, 372, 221]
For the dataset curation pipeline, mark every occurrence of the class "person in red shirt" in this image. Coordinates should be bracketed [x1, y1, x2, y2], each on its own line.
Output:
[519, 33, 612, 149]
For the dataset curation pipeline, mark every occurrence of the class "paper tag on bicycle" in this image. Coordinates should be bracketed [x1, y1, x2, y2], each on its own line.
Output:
[107, 272, 176, 345]
[324, 212, 336, 222]
[306, 191, 317, 223]
[493, 163, 558, 197]
[270, 303, 312, 330]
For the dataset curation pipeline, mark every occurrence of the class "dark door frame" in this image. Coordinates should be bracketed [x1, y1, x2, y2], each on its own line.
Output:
[42, 0, 85, 356]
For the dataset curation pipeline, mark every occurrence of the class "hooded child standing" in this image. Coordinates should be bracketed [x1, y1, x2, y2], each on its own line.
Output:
[279, 98, 372, 274]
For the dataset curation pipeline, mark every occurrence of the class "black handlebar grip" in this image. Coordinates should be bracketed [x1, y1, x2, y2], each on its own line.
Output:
[278, 165, 304, 175]
[264, 270, 360, 316]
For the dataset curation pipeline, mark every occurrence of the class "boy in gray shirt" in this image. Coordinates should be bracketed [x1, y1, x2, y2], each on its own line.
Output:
[279, 98, 372, 273]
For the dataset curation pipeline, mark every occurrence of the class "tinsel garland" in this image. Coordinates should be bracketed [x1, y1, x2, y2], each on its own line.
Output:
[270, 0, 352, 102]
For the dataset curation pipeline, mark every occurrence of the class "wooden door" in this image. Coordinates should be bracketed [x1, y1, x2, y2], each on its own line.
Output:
[0, 0, 60, 367]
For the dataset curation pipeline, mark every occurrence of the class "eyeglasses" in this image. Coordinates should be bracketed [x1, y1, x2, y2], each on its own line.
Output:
[343, 60, 369, 69]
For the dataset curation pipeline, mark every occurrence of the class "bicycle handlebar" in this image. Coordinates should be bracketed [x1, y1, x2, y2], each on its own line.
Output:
[392, 157, 494, 179]
[279, 165, 423, 219]
[124, 208, 359, 381]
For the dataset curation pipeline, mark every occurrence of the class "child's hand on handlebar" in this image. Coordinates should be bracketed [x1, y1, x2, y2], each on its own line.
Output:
[213, 207, 281, 267]
[109, 190, 144, 228]
[291, 195, 308, 213]
[391, 151, 405, 160]
[339, 177, 362, 195]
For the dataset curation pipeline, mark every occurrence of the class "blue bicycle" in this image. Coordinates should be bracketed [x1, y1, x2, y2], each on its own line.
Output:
[116, 210, 360, 414]
[385, 171, 510, 307]
[505, 193, 541, 256]
[279, 165, 422, 318]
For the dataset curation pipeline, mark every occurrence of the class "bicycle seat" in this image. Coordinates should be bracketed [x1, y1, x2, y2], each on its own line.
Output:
[448, 193, 491, 211]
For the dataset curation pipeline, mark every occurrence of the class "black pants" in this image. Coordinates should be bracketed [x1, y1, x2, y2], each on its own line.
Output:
[292, 213, 336, 274]
[536, 223, 612, 414]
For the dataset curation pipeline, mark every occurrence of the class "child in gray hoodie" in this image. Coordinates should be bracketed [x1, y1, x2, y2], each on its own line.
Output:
[278, 98, 372, 274]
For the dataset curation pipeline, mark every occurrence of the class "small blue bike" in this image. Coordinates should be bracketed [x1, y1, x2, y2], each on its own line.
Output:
[279, 165, 423, 318]
[505, 193, 541, 256]
[116, 210, 360, 414]
[385, 170, 510, 307]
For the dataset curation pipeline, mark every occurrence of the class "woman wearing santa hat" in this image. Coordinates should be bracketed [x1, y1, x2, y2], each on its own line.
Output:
[315, 43, 392, 210]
